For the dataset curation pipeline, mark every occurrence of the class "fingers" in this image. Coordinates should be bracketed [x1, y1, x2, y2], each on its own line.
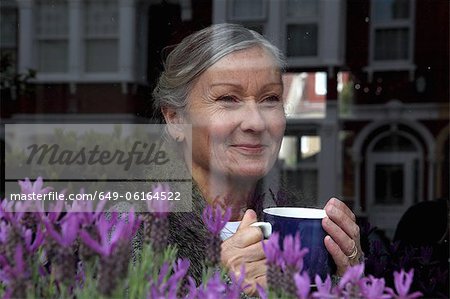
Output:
[228, 209, 263, 247]
[233, 259, 267, 280]
[238, 209, 258, 230]
[221, 241, 266, 268]
[322, 216, 356, 256]
[323, 197, 363, 275]
[324, 197, 356, 222]
[324, 198, 360, 240]
[324, 235, 350, 276]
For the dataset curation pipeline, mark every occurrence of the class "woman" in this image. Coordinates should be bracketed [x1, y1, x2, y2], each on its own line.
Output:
[152, 23, 363, 295]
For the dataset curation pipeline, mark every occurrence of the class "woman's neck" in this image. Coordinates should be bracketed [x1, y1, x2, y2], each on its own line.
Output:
[192, 167, 258, 221]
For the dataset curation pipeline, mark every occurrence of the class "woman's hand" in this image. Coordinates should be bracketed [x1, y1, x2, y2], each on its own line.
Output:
[221, 209, 267, 296]
[322, 197, 363, 276]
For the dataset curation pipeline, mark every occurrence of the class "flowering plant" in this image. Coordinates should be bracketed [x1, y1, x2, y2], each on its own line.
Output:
[0, 178, 430, 298]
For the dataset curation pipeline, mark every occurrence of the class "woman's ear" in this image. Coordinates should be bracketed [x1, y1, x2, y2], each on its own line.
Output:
[161, 106, 185, 142]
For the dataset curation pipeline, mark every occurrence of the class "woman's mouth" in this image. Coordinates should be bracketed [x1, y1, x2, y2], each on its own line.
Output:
[230, 144, 266, 154]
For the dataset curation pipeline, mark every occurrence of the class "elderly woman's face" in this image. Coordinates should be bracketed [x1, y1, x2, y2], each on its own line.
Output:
[184, 46, 286, 180]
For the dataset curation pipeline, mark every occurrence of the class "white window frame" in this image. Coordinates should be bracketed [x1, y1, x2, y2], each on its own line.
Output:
[82, 0, 120, 76]
[223, 0, 268, 36]
[20, 0, 136, 85]
[214, 0, 345, 68]
[366, 130, 423, 239]
[281, 0, 321, 66]
[34, 0, 69, 75]
[366, 0, 416, 80]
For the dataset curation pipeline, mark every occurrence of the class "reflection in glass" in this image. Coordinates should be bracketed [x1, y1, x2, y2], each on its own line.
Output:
[286, 0, 318, 18]
[374, 28, 409, 60]
[375, 164, 404, 204]
[231, 0, 264, 19]
[373, 133, 416, 152]
[287, 24, 318, 57]
[373, 0, 410, 22]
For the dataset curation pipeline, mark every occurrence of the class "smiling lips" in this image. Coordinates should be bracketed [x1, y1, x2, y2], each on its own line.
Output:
[230, 144, 267, 154]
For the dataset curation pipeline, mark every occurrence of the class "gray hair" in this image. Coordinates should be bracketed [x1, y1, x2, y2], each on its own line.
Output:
[152, 23, 286, 116]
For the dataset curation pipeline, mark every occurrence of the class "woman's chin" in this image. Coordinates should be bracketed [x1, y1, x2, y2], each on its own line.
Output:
[229, 166, 270, 180]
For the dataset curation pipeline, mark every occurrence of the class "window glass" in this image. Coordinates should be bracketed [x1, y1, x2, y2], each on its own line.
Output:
[301, 136, 320, 161]
[84, 0, 118, 73]
[1, 7, 17, 47]
[279, 136, 299, 168]
[374, 28, 409, 60]
[36, 0, 68, 73]
[375, 164, 404, 204]
[286, 24, 318, 57]
[38, 41, 68, 73]
[283, 72, 326, 117]
[373, 134, 416, 152]
[85, 40, 118, 73]
[286, 0, 318, 18]
[85, 0, 118, 36]
[231, 0, 264, 19]
[373, 0, 410, 22]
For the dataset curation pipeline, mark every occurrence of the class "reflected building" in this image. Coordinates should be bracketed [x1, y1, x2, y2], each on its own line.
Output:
[1, 0, 448, 238]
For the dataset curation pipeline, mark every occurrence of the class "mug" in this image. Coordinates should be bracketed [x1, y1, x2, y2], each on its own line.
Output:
[251, 207, 335, 279]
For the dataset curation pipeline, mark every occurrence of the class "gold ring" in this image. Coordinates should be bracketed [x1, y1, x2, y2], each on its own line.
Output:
[347, 242, 358, 260]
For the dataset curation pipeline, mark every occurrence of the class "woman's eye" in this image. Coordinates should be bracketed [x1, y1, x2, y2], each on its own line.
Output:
[263, 95, 281, 103]
[217, 95, 239, 102]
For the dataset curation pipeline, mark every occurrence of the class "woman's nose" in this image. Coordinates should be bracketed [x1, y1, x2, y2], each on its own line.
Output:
[239, 102, 266, 132]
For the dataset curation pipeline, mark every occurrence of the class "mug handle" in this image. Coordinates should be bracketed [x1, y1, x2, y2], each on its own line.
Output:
[250, 222, 272, 239]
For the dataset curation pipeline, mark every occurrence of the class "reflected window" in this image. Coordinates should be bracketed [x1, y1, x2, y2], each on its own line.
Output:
[286, 24, 318, 57]
[227, 0, 266, 35]
[370, 0, 414, 62]
[285, 0, 319, 58]
[0, 3, 17, 73]
[286, 0, 318, 18]
[283, 72, 325, 118]
[279, 133, 320, 201]
[36, 0, 69, 73]
[230, 0, 265, 20]
[373, 133, 416, 152]
[375, 163, 404, 204]
[84, 0, 118, 73]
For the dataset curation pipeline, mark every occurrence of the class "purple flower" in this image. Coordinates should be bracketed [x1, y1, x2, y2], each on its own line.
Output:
[202, 205, 231, 235]
[197, 272, 227, 299]
[256, 283, 268, 299]
[228, 264, 250, 298]
[43, 213, 79, 247]
[23, 226, 44, 253]
[294, 272, 311, 299]
[0, 245, 27, 281]
[312, 275, 335, 298]
[148, 259, 190, 299]
[263, 232, 281, 265]
[281, 232, 309, 271]
[80, 211, 139, 256]
[18, 177, 53, 195]
[339, 263, 365, 289]
[386, 269, 422, 299]
[67, 189, 107, 221]
[147, 183, 172, 217]
[185, 276, 199, 299]
[0, 221, 9, 244]
[360, 275, 391, 299]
